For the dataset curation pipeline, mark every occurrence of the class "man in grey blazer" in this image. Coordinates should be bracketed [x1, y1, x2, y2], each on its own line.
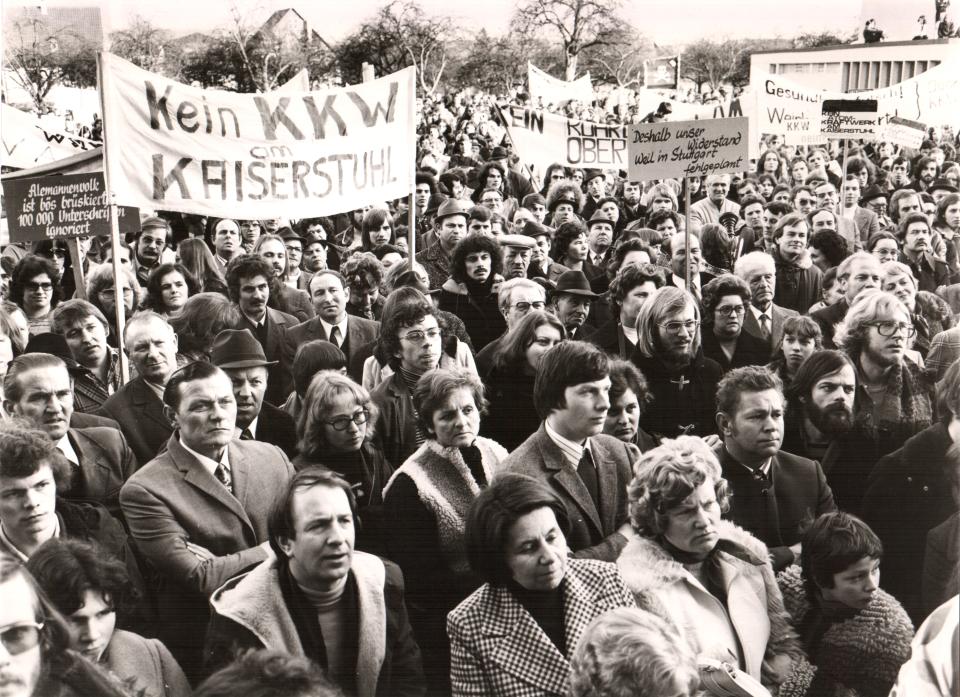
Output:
[120, 361, 294, 681]
[502, 341, 638, 562]
[281, 270, 378, 389]
[734, 251, 799, 360]
[4, 353, 136, 520]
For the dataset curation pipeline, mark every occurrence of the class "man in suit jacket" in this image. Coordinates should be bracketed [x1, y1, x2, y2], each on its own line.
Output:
[664, 233, 716, 304]
[120, 361, 294, 680]
[503, 342, 638, 562]
[3, 353, 136, 519]
[734, 251, 799, 359]
[585, 262, 662, 359]
[475, 278, 547, 376]
[282, 270, 378, 389]
[211, 328, 298, 459]
[716, 367, 837, 572]
[225, 254, 300, 406]
[98, 313, 179, 465]
[840, 175, 880, 246]
[810, 252, 883, 348]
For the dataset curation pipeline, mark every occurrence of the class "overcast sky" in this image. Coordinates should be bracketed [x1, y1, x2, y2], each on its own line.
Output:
[2, 0, 934, 45]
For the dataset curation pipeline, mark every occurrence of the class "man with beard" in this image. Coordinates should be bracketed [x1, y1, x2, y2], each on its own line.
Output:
[550, 270, 598, 340]
[909, 156, 940, 193]
[783, 349, 863, 510]
[688, 174, 740, 234]
[438, 234, 506, 351]
[734, 252, 798, 360]
[898, 213, 950, 292]
[771, 213, 822, 314]
[619, 180, 646, 226]
[631, 286, 722, 441]
[699, 274, 770, 373]
[715, 366, 837, 571]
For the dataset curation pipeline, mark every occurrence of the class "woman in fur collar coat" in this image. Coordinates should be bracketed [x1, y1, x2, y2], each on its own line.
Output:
[777, 512, 914, 697]
[382, 368, 507, 694]
[616, 436, 828, 697]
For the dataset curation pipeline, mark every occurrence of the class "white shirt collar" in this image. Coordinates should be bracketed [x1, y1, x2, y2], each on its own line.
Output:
[56, 433, 80, 467]
[544, 419, 593, 468]
[750, 304, 770, 322]
[234, 415, 259, 440]
[179, 435, 231, 478]
[622, 324, 638, 345]
[739, 457, 772, 478]
[243, 310, 267, 327]
[0, 517, 59, 563]
[672, 273, 699, 291]
[319, 316, 349, 341]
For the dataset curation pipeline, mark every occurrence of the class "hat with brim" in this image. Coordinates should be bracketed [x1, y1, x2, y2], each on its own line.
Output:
[490, 146, 509, 160]
[211, 329, 277, 369]
[433, 198, 469, 223]
[278, 226, 304, 243]
[586, 211, 615, 229]
[553, 270, 599, 298]
[583, 169, 605, 185]
[498, 234, 536, 250]
[522, 220, 554, 239]
[860, 185, 889, 204]
[930, 178, 959, 194]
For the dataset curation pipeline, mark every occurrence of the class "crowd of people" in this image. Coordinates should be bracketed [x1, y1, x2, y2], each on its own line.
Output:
[1, 88, 959, 697]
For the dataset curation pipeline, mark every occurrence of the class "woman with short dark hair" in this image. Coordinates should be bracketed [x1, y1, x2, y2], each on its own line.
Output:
[447, 473, 636, 696]
[778, 512, 914, 697]
[382, 367, 507, 694]
[603, 358, 655, 451]
[142, 263, 198, 317]
[27, 538, 191, 697]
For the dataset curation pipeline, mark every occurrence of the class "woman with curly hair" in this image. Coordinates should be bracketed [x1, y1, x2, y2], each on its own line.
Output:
[777, 512, 913, 697]
[176, 238, 228, 296]
[168, 292, 241, 365]
[616, 435, 823, 697]
[550, 221, 589, 272]
[27, 538, 191, 697]
[11, 254, 61, 336]
[141, 263, 198, 317]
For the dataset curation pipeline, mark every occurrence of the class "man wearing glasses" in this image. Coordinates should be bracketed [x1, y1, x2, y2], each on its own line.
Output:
[211, 329, 297, 460]
[474, 278, 547, 376]
[631, 286, 722, 443]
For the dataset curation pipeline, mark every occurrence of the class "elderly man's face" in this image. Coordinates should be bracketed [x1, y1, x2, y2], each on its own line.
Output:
[503, 246, 532, 279]
[708, 178, 729, 204]
[670, 236, 701, 278]
[5, 366, 74, 441]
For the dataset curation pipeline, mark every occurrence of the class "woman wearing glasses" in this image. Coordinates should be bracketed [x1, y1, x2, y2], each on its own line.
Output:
[0, 558, 132, 697]
[882, 261, 955, 359]
[294, 370, 393, 555]
[10, 255, 61, 336]
[32, 240, 76, 300]
[85, 264, 141, 347]
[26, 538, 190, 697]
[700, 274, 771, 374]
[483, 310, 565, 450]
[382, 367, 508, 695]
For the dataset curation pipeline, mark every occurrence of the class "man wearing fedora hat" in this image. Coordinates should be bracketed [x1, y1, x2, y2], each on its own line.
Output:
[523, 220, 567, 284]
[119, 360, 294, 679]
[551, 270, 599, 340]
[416, 198, 469, 289]
[583, 211, 616, 294]
[580, 169, 607, 221]
[211, 328, 298, 459]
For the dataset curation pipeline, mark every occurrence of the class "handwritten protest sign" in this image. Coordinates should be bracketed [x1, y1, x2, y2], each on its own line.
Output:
[2, 172, 139, 243]
[99, 52, 416, 218]
[881, 115, 927, 149]
[1, 104, 101, 170]
[821, 99, 879, 140]
[627, 117, 749, 180]
[499, 104, 628, 170]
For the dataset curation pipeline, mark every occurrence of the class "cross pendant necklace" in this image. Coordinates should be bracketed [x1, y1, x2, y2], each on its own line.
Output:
[671, 375, 690, 390]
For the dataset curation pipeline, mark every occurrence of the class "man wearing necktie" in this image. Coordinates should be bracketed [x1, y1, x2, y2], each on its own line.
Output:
[210, 328, 298, 459]
[119, 361, 294, 680]
[735, 251, 799, 360]
[503, 341, 638, 562]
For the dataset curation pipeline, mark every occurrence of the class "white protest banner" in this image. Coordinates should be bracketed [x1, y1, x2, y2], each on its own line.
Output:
[750, 55, 960, 143]
[528, 63, 594, 106]
[99, 52, 416, 218]
[820, 99, 879, 140]
[1, 104, 101, 170]
[499, 104, 628, 171]
[628, 117, 748, 180]
[881, 115, 926, 149]
[274, 68, 310, 93]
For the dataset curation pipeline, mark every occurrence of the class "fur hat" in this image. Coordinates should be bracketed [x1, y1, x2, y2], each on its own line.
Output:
[545, 181, 585, 213]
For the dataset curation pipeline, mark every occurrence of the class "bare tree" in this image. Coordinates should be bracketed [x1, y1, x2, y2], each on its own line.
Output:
[512, 0, 624, 80]
[4, 13, 97, 111]
[680, 38, 740, 93]
[581, 26, 654, 88]
[109, 16, 183, 77]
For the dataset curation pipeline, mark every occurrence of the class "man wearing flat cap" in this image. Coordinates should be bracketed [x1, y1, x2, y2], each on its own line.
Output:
[416, 198, 468, 289]
[498, 233, 536, 280]
[861, 185, 895, 231]
[211, 328, 297, 459]
[551, 270, 599, 340]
